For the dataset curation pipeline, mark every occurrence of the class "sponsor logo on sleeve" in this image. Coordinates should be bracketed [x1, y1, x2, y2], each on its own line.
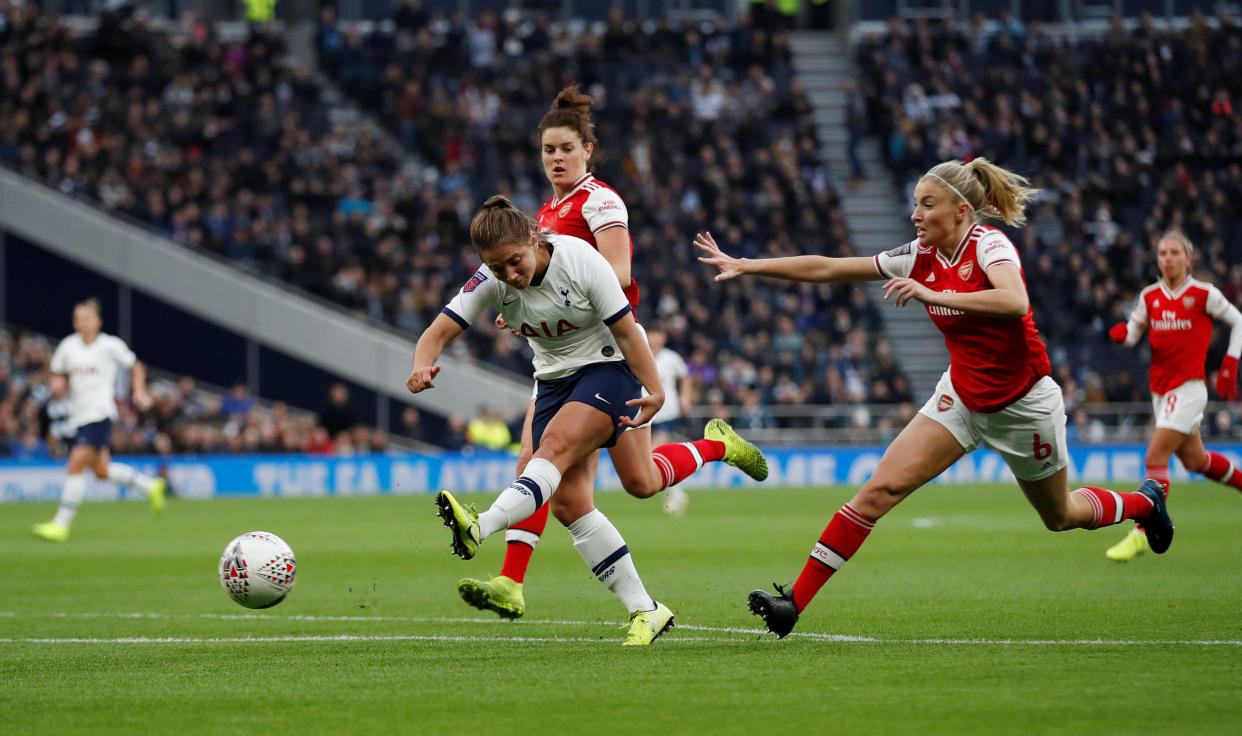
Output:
[463, 270, 488, 293]
[885, 243, 913, 258]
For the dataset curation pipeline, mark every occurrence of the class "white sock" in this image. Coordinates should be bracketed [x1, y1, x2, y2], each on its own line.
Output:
[53, 474, 88, 528]
[567, 509, 655, 614]
[478, 457, 562, 540]
[107, 463, 155, 496]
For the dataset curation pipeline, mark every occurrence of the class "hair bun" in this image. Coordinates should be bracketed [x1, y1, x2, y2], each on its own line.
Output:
[482, 195, 515, 210]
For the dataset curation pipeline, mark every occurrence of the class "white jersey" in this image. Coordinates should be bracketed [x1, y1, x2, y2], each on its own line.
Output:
[651, 347, 688, 424]
[49, 332, 136, 429]
[443, 234, 632, 380]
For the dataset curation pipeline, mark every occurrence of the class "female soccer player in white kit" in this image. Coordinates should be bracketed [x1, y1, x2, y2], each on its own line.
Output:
[457, 86, 765, 621]
[696, 158, 1175, 638]
[407, 196, 675, 645]
[32, 298, 167, 542]
[1103, 231, 1242, 561]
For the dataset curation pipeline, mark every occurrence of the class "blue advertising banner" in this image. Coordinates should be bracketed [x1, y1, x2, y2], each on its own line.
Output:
[3, 445, 1240, 503]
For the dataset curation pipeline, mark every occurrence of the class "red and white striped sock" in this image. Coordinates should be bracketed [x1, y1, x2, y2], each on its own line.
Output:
[1071, 486, 1155, 530]
[1200, 451, 1242, 491]
[790, 504, 876, 612]
[651, 439, 725, 490]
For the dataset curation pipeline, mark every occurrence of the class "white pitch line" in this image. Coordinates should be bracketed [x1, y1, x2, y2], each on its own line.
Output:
[2, 611, 1239, 647]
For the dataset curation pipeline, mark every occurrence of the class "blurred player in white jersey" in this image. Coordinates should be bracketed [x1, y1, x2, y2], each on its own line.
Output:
[410, 196, 694, 644]
[698, 158, 1174, 638]
[645, 322, 694, 515]
[1103, 231, 1242, 561]
[32, 299, 167, 542]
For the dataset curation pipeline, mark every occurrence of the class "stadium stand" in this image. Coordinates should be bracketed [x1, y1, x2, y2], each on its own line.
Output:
[0, 3, 914, 447]
[851, 11, 1242, 404]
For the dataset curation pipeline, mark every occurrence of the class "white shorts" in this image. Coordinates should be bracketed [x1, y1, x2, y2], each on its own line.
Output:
[1152, 380, 1207, 434]
[919, 371, 1068, 481]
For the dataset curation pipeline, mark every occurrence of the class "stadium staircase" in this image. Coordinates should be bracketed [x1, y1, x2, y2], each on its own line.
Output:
[789, 32, 949, 400]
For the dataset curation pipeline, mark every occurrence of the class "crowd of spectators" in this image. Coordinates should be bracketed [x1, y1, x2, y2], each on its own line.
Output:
[0, 2, 913, 443]
[317, 4, 913, 412]
[852, 10, 1242, 404]
[0, 324, 401, 459]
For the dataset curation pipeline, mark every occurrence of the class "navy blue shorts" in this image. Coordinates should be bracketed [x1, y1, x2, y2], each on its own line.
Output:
[74, 419, 113, 449]
[532, 361, 642, 451]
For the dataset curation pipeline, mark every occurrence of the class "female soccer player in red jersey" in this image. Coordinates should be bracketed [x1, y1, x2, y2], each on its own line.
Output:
[1103, 231, 1242, 561]
[696, 157, 1175, 638]
[455, 86, 766, 620]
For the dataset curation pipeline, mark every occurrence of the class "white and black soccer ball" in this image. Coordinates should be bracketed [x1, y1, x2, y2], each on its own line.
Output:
[219, 531, 297, 609]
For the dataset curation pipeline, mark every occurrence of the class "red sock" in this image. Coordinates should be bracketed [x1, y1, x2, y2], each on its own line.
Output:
[651, 439, 725, 490]
[1071, 486, 1154, 529]
[1201, 451, 1242, 491]
[1135, 465, 1171, 532]
[790, 504, 875, 612]
[499, 502, 549, 583]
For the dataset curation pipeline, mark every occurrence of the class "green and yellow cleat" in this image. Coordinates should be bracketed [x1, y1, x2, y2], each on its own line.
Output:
[458, 574, 526, 619]
[31, 521, 69, 542]
[149, 477, 167, 516]
[435, 490, 481, 560]
[1105, 528, 1148, 562]
[622, 601, 675, 646]
[705, 419, 768, 481]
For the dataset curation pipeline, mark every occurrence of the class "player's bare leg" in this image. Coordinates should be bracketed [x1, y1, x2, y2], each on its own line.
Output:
[1022, 468, 1173, 553]
[750, 416, 964, 637]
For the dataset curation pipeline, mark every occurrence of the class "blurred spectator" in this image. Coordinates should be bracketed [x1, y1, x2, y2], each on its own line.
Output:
[318, 383, 357, 438]
[465, 405, 511, 450]
[221, 382, 254, 420]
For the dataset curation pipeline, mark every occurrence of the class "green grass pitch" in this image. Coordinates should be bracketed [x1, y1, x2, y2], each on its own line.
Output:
[4, 482, 1241, 735]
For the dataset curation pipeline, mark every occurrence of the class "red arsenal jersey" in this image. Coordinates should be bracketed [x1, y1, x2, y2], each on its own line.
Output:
[875, 223, 1051, 412]
[1132, 278, 1231, 394]
[536, 173, 638, 310]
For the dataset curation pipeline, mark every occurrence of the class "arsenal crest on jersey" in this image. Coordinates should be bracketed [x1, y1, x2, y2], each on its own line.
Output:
[1183, 296, 1195, 309]
[937, 394, 954, 412]
[558, 202, 573, 217]
[958, 261, 974, 280]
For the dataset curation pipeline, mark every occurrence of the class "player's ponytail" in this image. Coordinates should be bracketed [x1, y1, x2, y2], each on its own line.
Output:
[923, 158, 1039, 227]
[470, 195, 538, 253]
[538, 84, 599, 171]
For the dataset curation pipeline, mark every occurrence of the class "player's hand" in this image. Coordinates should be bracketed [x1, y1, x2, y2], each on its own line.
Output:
[1217, 356, 1238, 400]
[494, 313, 517, 335]
[406, 365, 441, 394]
[695, 231, 747, 281]
[883, 277, 933, 308]
[620, 392, 664, 429]
[132, 390, 154, 411]
[1108, 322, 1128, 344]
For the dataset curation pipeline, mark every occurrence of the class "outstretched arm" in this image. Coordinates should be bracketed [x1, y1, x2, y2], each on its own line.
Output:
[407, 313, 466, 394]
[695, 231, 881, 283]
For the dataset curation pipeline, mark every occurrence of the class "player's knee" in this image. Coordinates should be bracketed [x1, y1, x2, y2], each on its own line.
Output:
[91, 465, 109, 480]
[535, 432, 576, 466]
[617, 466, 660, 498]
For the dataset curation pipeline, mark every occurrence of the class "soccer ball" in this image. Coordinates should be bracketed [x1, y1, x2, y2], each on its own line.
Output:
[218, 531, 297, 609]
